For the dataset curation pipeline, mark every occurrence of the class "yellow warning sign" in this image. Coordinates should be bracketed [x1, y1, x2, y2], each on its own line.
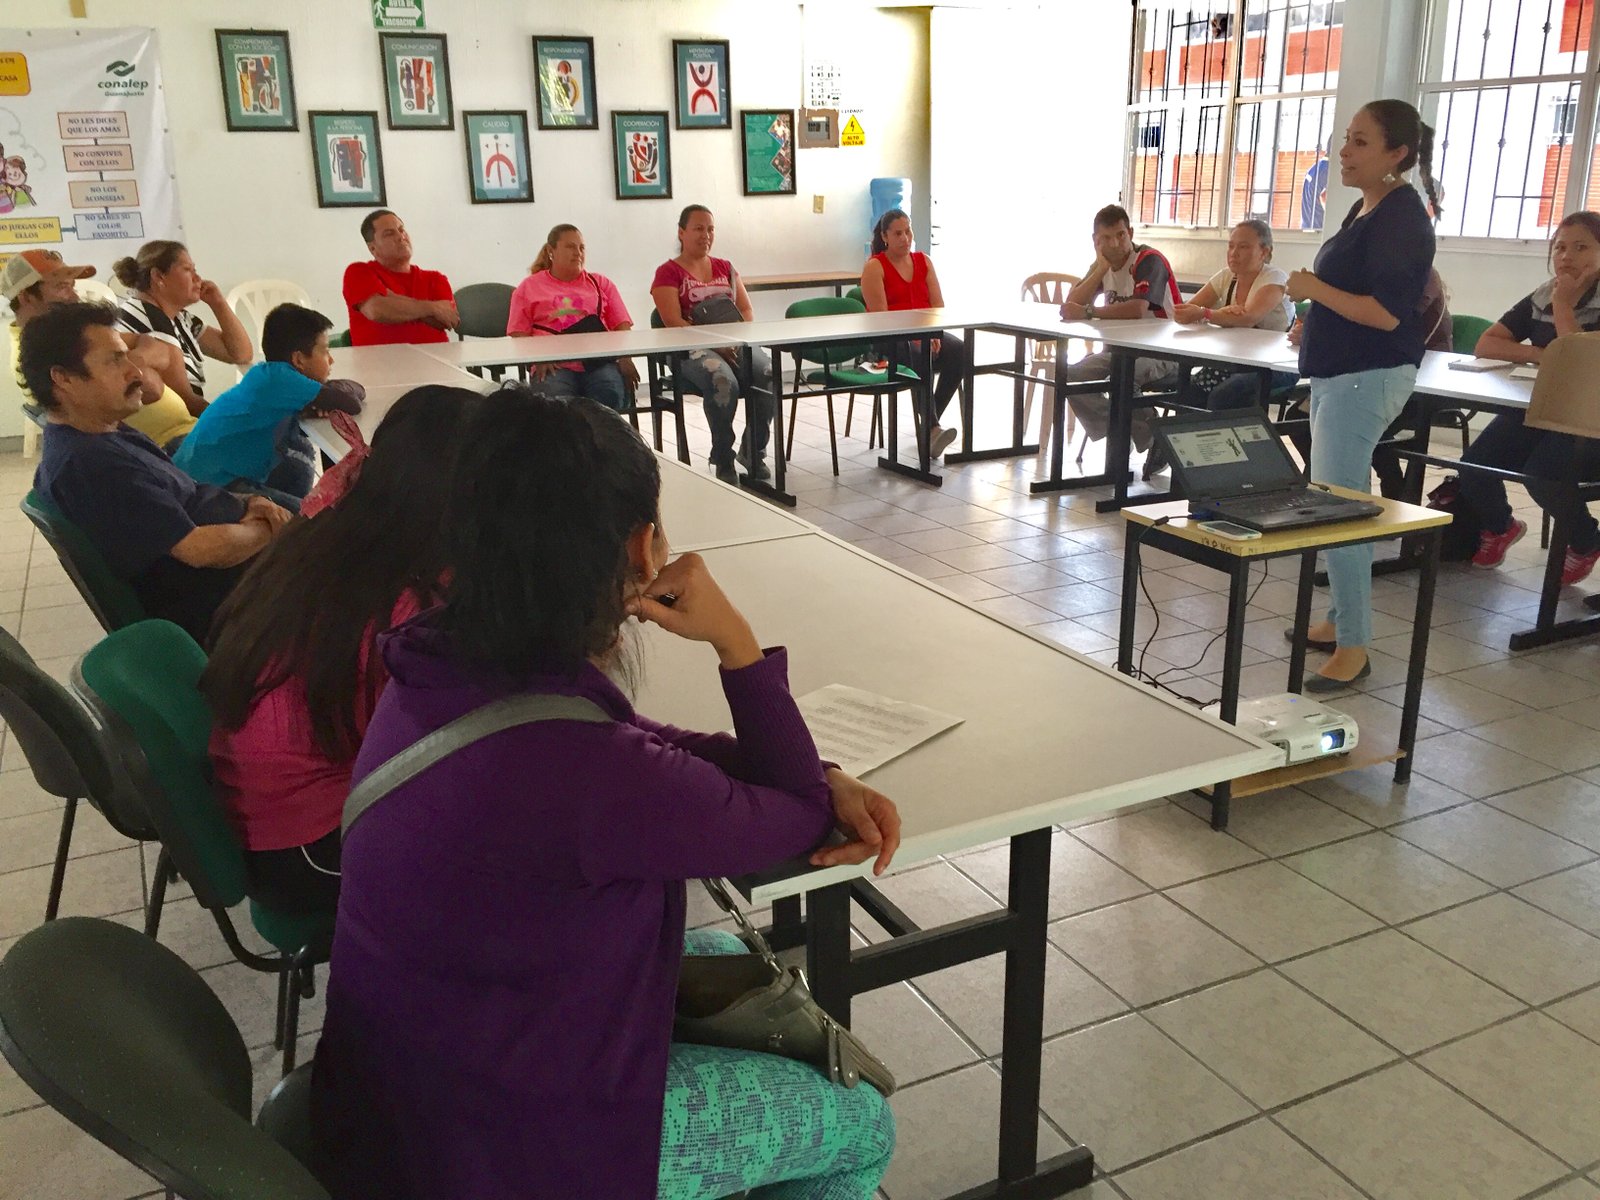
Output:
[840, 115, 865, 147]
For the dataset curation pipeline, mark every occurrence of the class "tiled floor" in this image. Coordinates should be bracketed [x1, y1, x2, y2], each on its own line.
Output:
[4, 358, 1600, 1200]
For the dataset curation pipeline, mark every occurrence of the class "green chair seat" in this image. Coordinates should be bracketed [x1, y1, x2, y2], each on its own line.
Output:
[0, 917, 329, 1200]
[250, 903, 335, 958]
[21, 490, 147, 633]
[803, 364, 920, 387]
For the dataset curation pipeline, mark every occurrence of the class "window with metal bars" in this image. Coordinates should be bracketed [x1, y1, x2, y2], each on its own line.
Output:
[1126, 0, 1343, 232]
[1420, 0, 1600, 239]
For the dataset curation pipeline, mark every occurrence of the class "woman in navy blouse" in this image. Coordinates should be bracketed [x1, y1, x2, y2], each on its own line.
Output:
[1284, 100, 1439, 691]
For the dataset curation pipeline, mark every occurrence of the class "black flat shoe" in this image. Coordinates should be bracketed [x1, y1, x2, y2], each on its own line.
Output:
[1283, 627, 1337, 653]
[1303, 659, 1372, 693]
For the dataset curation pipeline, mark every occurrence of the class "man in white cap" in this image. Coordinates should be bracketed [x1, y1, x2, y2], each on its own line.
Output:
[5, 248, 196, 451]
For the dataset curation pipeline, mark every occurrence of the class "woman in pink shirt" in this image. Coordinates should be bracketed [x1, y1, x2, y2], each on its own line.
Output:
[507, 223, 637, 412]
[200, 384, 482, 912]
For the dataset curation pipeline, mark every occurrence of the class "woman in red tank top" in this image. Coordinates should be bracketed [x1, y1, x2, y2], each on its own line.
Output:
[859, 209, 969, 458]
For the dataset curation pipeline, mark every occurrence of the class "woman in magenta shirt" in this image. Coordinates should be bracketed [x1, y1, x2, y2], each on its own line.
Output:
[859, 207, 970, 458]
[201, 384, 482, 912]
[506, 223, 637, 412]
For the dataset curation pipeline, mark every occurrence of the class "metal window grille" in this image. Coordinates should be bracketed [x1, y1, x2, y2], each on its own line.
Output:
[1125, 0, 1342, 231]
[1419, 0, 1600, 238]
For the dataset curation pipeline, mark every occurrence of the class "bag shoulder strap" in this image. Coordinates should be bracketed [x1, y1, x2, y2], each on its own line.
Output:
[342, 693, 612, 835]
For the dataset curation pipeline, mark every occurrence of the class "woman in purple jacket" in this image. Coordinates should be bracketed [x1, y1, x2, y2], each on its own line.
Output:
[312, 388, 898, 1199]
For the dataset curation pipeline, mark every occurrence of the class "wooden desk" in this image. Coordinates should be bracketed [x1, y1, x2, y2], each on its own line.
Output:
[634, 532, 1278, 1200]
[742, 269, 861, 297]
[1120, 488, 1450, 829]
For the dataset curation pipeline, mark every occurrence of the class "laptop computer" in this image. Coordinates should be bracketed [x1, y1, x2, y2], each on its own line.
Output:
[1150, 408, 1384, 532]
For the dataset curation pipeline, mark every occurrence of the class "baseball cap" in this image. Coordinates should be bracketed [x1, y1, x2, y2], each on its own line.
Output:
[1, 249, 96, 302]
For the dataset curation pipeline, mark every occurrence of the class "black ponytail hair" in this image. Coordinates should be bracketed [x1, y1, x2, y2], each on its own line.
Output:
[870, 208, 910, 256]
[1362, 99, 1442, 218]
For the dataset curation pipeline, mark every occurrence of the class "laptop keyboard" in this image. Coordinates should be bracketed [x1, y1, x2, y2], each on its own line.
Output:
[1220, 489, 1334, 516]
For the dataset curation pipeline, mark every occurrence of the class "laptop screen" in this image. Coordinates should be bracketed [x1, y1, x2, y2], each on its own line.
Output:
[1153, 408, 1303, 501]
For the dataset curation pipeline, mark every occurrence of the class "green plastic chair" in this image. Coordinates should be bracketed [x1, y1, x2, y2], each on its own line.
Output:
[783, 296, 920, 475]
[20, 490, 147, 633]
[328, 329, 352, 349]
[1452, 313, 1493, 354]
[453, 282, 515, 340]
[845, 286, 864, 305]
[0, 627, 159, 925]
[73, 620, 334, 1077]
[0, 917, 327, 1200]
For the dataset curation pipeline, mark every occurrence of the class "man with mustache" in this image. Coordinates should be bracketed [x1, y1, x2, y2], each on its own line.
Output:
[19, 303, 290, 640]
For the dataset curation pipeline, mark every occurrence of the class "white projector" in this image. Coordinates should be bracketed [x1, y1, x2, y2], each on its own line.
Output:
[1207, 692, 1359, 767]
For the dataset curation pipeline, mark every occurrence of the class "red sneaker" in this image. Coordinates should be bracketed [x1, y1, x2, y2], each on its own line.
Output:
[1472, 518, 1527, 568]
[1563, 546, 1600, 586]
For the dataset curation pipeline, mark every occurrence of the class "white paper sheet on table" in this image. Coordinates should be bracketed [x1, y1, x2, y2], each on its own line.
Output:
[795, 684, 963, 777]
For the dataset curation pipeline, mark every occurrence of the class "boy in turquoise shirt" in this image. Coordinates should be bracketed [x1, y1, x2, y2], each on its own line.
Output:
[174, 304, 364, 511]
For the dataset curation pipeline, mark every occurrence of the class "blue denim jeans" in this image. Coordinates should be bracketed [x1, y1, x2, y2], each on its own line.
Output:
[677, 348, 775, 466]
[1206, 369, 1300, 410]
[1458, 411, 1600, 553]
[539, 362, 631, 414]
[1309, 365, 1416, 647]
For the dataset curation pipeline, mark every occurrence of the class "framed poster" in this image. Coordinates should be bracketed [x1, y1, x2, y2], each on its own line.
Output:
[215, 29, 297, 131]
[308, 111, 386, 207]
[612, 111, 672, 200]
[673, 40, 730, 129]
[531, 36, 597, 131]
[741, 109, 796, 196]
[380, 32, 453, 129]
[463, 111, 532, 204]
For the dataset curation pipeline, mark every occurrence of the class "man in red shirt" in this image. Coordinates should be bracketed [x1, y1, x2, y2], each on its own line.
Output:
[342, 209, 460, 345]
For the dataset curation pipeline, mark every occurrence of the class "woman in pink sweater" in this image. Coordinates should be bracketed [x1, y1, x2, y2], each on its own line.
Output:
[200, 384, 482, 912]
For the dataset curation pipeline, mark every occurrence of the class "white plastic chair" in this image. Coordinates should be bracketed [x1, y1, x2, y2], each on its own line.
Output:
[1019, 272, 1085, 468]
[75, 279, 119, 306]
[225, 279, 312, 378]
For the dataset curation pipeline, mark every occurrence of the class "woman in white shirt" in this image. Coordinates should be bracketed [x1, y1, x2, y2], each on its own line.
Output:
[1172, 219, 1297, 409]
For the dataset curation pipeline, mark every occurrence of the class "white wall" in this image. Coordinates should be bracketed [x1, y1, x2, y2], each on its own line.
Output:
[3, 0, 931, 435]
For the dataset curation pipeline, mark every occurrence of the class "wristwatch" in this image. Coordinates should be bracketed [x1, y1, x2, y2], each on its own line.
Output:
[1084, 305, 1099, 320]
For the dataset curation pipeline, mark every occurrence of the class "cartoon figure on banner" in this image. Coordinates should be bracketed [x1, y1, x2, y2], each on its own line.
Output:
[552, 60, 581, 114]
[1, 156, 35, 210]
[768, 114, 793, 186]
[628, 131, 659, 185]
[235, 55, 281, 116]
[687, 61, 720, 115]
[479, 133, 517, 188]
[329, 134, 369, 191]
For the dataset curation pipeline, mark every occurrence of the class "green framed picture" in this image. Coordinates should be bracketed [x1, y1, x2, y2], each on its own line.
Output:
[612, 110, 672, 200]
[532, 36, 597, 131]
[741, 109, 795, 196]
[215, 29, 297, 132]
[463, 110, 532, 204]
[308, 110, 386, 207]
[380, 31, 453, 130]
[673, 39, 730, 129]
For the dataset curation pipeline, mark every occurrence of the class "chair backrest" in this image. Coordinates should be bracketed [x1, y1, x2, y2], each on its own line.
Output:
[785, 296, 871, 364]
[1527, 330, 1600, 439]
[20, 489, 147, 633]
[845, 286, 864, 305]
[454, 282, 515, 339]
[0, 917, 330, 1200]
[1021, 272, 1081, 306]
[328, 328, 352, 349]
[75, 279, 119, 306]
[0, 628, 153, 839]
[1451, 313, 1493, 354]
[225, 280, 314, 362]
[75, 620, 250, 911]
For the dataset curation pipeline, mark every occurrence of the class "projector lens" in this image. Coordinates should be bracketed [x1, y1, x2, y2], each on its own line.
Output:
[1320, 730, 1345, 751]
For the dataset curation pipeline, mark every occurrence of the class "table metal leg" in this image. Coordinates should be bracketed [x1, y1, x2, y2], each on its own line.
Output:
[1117, 525, 1142, 676]
[1030, 339, 1114, 496]
[1094, 352, 1145, 513]
[1287, 551, 1315, 693]
[805, 881, 854, 1025]
[738, 343, 798, 508]
[1507, 474, 1600, 648]
[1209, 558, 1252, 831]
[765, 894, 806, 953]
[1397, 530, 1441, 783]
[876, 340, 943, 487]
[946, 331, 1041, 465]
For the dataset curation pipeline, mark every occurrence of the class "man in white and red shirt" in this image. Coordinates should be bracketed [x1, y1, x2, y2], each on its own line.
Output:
[342, 209, 459, 346]
[1059, 203, 1180, 452]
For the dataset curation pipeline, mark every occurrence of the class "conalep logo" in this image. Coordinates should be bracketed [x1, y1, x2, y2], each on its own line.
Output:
[100, 60, 147, 92]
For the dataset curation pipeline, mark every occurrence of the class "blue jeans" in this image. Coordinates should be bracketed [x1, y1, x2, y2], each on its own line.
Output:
[1206, 369, 1299, 410]
[539, 362, 631, 414]
[1309, 365, 1415, 647]
[677, 348, 775, 466]
[1457, 411, 1600, 553]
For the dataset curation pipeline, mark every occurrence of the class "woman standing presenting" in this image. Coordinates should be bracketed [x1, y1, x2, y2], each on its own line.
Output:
[507, 223, 639, 413]
[860, 208, 969, 458]
[1285, 100, 1438, 691]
